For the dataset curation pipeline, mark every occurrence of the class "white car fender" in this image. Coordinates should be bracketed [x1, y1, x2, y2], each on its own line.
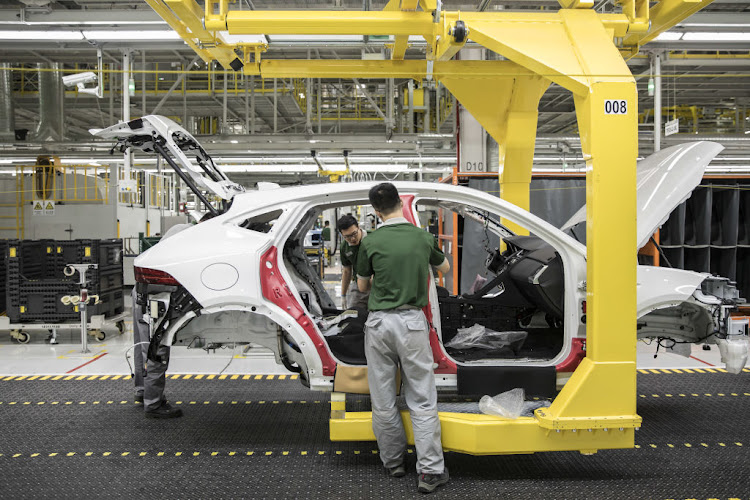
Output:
[636, 266, 708, 317]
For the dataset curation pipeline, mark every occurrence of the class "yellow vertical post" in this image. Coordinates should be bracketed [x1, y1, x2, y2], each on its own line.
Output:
[538, 9, 638, 426]
[497, 77, 549, 236]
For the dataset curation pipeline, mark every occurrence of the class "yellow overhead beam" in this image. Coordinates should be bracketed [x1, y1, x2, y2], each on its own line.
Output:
[162, 0, 242, 71]
[623, 0, 716, 46]
[222, 10, 436, 36]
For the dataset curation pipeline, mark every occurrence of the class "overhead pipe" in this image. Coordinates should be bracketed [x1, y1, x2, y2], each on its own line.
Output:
[32, 62, 64, 142]
[0, 63, 15, 141]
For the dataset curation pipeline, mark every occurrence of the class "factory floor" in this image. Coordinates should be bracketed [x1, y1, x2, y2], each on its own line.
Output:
[1, 259, 750, 498]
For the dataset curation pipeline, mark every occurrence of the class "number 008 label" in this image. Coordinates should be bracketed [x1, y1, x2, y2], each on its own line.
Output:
[604, 99, 628, 115]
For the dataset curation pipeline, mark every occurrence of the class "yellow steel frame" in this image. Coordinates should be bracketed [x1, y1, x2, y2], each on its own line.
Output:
[146, 0, 719, 456]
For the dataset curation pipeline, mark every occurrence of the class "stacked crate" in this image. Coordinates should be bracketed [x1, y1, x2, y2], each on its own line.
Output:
[5, 239, 124, 322]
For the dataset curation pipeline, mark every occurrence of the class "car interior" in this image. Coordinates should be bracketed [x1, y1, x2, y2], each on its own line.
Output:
[280, 200, 567, 367]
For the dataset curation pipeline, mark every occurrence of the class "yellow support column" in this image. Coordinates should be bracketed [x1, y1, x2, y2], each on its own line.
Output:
[497, 77, 548, 236]
[536, 9, 639, 432]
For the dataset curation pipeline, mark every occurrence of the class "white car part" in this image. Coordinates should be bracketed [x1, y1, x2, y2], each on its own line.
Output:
[561, 141, 725, 249]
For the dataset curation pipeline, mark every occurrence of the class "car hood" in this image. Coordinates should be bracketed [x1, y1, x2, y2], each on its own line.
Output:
[90, 115, 245, 202]
[560, 141, 724, 249]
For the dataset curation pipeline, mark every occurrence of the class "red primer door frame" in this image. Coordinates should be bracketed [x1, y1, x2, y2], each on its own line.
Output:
[260, 246, 336, 376]
[401, 194, 457, 374]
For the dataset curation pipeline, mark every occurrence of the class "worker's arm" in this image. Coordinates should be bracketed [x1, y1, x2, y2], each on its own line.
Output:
[436, 257, 450, 275]
[341, 266, 352, 309]
[357, 275, 372, 293]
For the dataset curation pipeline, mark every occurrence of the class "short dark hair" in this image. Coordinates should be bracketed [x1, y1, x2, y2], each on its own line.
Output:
[337, 214, 358, 232]
[369, 183, 400, 213]
[324, 221, 330, 226]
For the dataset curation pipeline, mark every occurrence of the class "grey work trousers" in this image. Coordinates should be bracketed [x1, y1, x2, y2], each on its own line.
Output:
[131, 287, 170, 411]
[364, 308, 444, 475]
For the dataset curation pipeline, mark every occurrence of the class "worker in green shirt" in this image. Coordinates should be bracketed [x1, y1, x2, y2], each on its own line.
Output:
[337, 214, 369, 310]
[321, 221, 332, 266]
[356, 183, 451, 494]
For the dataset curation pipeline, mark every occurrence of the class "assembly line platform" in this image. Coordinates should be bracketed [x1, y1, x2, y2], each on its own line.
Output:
[1, 371, 749, 499]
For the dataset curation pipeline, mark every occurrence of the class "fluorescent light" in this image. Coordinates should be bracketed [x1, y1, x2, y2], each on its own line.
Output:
[681, 32, 750, 41]
[655, 32, 683, 41]
[82, 30, 180, 41]
[269, 35, 364, 42]
[0, 30, 84, 41]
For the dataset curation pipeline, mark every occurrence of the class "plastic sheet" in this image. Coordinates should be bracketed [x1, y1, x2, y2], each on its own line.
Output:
[478, 388, 525, 419]
[444, 324, 527, 352]
[716, 334, 749, 374]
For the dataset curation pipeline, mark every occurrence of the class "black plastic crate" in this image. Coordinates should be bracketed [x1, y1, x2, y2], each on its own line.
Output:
[7, 284, 123, 322]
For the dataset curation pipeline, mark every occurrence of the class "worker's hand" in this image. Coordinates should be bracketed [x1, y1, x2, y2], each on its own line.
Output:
[341, 296, 348, 310]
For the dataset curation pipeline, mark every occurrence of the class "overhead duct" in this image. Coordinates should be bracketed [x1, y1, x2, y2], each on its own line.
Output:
[32, 63, 64, 142]
[0, 64, 15, 142]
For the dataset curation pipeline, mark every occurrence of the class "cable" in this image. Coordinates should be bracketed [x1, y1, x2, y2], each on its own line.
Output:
[124, 341, 151, 378]
[218, 354, 234, 375]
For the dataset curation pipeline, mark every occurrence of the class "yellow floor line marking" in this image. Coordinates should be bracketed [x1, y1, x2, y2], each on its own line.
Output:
[195, 374, 204, 380]
[31, 453, 40, 457]
[62, 375, 75, 381]
[743, 368, 750, 373]
[735, 442, 743, 446]
[140, 452, 147, 457]
[229, 452, 236, 456]
[231, 375, 239, 380]
[219, 375, 227, 380]
[660, 370, 672, 374]
[100, 375, 110, 380]
[27, 375, 40, 381]
[671, 369, 682, 374]
[207, 375, 216, 380]
[704, 368, 716, 373]
[103, 452, 111, 456]
[112, 375, 123, 380]
[85, 452, 93, 456]
[301, 451, 308, 455]
[682, 369, 694, 373]
[170, 374, 180, 380]
[254, 375, 263, 380]
[684, 443, 692, 448]
[716, 368, 727, 373]
[649, 370, 661, 374]
[193, 452, 200, 456]
[3, 376, 15, 381]
[49, 453, 58, 457]
[15, 376, 27, 381]
[693, 369, 706, 374]
[157, 452, 164, 456]
[291, 375, 299, 380]
[247, 452, 254, 456]
[75, 375, 86, 381]
[701, 443, 709, 447]
[242, 375, 251, 380]
[175, 452, 182, 456]
[67, 452, 75, 456]
[265, 451, 272, 456]
[637, 370, 648, 374]
[267, 375, 275, 380]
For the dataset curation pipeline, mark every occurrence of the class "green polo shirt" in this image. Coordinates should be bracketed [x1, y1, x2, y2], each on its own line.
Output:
[356, 217, 445, 311]
[321, 226, 331, 242]
[340, 231, 366, 282]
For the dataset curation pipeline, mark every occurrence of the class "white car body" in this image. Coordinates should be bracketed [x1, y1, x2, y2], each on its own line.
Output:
[93, 117, 746, 395]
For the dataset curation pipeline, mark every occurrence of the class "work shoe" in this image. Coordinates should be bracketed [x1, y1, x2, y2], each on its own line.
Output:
[417, 469, 449, 494]
[144, 401, 183, 419]
[387, 463, 406, 478]
[135, 393, 144, 404]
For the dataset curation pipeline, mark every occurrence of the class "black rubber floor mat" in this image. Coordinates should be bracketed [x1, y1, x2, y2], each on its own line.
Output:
[0, 373, 749, 499]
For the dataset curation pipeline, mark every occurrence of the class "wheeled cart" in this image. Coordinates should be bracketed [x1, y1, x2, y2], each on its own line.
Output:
[0, 312, 127, 345]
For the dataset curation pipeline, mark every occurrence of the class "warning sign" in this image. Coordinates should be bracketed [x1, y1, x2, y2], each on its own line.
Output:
[32, 200, 55, 216]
